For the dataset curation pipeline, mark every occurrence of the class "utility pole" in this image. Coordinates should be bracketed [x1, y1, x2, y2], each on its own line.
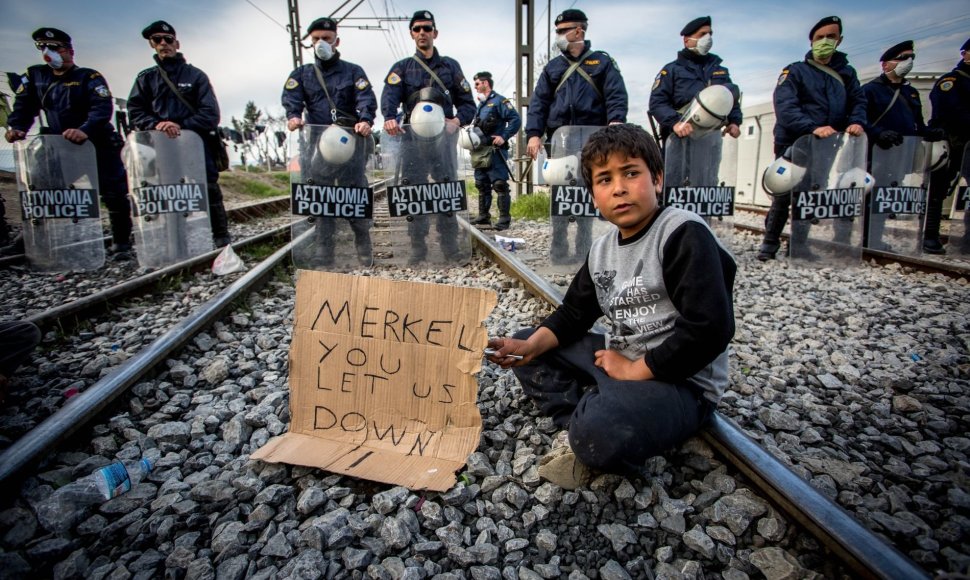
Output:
[287, 0, 303, 69]
[514, 0, 535, 195]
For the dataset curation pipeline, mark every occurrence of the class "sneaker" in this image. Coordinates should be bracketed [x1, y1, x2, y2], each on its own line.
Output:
[922, 239, 945, 255]
[538, 433, 593, 490]
[213, 236, 232, 248]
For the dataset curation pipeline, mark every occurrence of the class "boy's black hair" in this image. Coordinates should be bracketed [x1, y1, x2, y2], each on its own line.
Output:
[580, 124, 664, 187]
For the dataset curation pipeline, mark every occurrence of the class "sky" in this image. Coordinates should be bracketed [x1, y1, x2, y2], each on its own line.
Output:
[1, 0, 967, 131]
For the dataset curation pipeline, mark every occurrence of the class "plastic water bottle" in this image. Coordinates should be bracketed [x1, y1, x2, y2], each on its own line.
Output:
[35, 458, 155, 533]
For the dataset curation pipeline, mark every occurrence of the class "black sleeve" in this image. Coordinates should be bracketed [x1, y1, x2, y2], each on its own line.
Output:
[539, 259, 605, 345]
[645, 222, 736, 381]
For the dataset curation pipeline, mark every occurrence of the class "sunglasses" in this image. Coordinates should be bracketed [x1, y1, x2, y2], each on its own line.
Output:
[35, 42, 66, 51]
[893, 54, 915, 61]
[555, 26, 578, 34]
[151, 34, 176, 45]
[411, 25, 434, 33]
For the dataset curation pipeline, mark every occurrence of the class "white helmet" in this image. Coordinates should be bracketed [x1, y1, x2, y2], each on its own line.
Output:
[541, 154, 580, 185]
[924, 140, 950, 172]
[458, 126, 485, 150]
[410, 102, 445, 138]
[837, 168, 874, 194]
[683, 85, 734, 131]
[762, 156, 806, 196]
[318, 125, 356, 164]
[124, 142, 157, 173]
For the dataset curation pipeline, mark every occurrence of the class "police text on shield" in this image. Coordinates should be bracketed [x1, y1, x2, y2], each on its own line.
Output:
[132, 183, 206, 216]
[794, 188, 863, 221]
[663, 186, 734, 217]
[20, 188, 99, 220]
[872, 186, 926, 215]
[388, 181, 467, 217]
[550, 185, 600, 217]
[292, 184, 374, 218]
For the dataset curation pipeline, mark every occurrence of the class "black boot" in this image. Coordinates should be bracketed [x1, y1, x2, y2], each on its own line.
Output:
[208, 183, 232, 247]
[108, 210, 134, 254]
[0, 233, 25, 256]
[472, 191, 492, 225]
[758, 204, 788, 261]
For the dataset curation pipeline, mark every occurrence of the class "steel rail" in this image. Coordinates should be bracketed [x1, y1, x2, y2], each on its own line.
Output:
[0, 230, 309, 487]
[463, 219, 929, 580]
[27, 223, 292, 333]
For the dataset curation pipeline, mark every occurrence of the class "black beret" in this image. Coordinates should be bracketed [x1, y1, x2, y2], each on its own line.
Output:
[680, 16, 711, 37]
[307, 17, 337, 34]
[409, 10, 435, 29]
[32, 27, 71, 45]
[880, 40, 914, 62]
[473, 71, 492, 80]
[962, 38, 970, 52]
[809, 16, 841, 39]
[142, 20, 176, 39]
[555, 9, 587, 25]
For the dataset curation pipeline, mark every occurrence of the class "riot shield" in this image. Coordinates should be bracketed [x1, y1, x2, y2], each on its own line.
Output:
[542, 126, 612, 272]
[948, 143, 970, 255]
[867, 136, 925, 257]
[788, 133, 867, 267]
[662, 131, 737, 244]
[14, 136, 105, 272]
[289, 125, 376, 270]
[380, 124, 471, 267]
[124, 130, 211, 269]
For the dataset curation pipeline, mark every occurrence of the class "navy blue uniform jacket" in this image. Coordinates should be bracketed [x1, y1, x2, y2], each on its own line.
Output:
[127, 53, 220, 134]
[380, 49, 475, 124]
[649, 50, 742, 135]
[475, 91, 521, 142]
[282, 53, 377, 126]
[526, 41, 628, 139]
[9, 64, 121, 146]
[862, 74, 927, 140]
[929, 61, 970, 141]
[772, 51, 866, 150]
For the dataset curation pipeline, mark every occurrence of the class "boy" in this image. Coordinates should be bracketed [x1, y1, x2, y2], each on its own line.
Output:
[487, 124, 736, 489]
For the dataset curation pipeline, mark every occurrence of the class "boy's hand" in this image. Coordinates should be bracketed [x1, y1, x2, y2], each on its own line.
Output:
[485, 337, 530, 369]
[594, 349, 653, 381]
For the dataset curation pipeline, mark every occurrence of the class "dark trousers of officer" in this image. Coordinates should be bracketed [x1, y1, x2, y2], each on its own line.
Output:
[401, 138, 459, 261]
[95, 140, 134, 247]
[926, 136, 968, 248]
[305, 137, 373, 265]
[473, 148, 512, 227]
[511, 328, 712, 477]
[202, 140, 231, 242]
[0, 321, 41, 378]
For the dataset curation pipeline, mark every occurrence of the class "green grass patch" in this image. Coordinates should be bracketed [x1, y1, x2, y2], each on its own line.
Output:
[511, 193, 550, 221]
[241, 242, 279, 261]
[269, 171, 289, 185]
[219, 173, 287, 198]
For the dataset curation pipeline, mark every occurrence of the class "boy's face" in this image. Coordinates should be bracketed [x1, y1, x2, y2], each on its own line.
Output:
[589, 153, 661, 239]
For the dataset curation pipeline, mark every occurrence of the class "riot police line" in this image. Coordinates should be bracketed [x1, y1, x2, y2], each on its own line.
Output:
[4, 17, 969, 273]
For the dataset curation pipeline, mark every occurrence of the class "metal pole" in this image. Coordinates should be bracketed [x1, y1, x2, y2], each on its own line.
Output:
[514, 0, 535, 196]
[288, 0, 303, 69]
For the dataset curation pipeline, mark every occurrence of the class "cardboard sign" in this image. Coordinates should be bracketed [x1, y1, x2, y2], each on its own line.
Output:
[252, 271, 496, 491]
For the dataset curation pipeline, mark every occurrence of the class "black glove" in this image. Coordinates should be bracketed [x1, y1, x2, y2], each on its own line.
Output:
[923, 128, 946, 143]
[876, 130, 904, 149]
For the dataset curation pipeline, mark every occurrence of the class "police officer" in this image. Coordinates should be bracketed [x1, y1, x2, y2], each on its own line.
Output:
[525, 8, 628, 264]
[380, 10, 476, 263]
[283, 17, 377, 266]
[469, 71, 521, 230]
[925, 38, 970, 254]
[5, 28, 133, 257]
[126, 21, 231, 247]
[649, 16, 741, 142]
[757, 16, 866, 261]
[862, 41, 945, 250]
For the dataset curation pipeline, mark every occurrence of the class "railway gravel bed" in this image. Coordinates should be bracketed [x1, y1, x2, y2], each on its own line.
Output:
[0, 218, 966, 578]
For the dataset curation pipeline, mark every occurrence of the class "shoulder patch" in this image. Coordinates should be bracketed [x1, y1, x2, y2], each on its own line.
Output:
[939, 79, 955, 92]
[16, 84, 25, 94]
[777, 70, 789, 86]
[386, 72, 401, 85]
[504, 99, 514, 110]
[355, 77, 370, 90]
[285, 78, 299, 90]
[94, 85, 111, 98]
[461, 78, 471, 93]
[89, 72, 102, 79]
[652, 76, 661, 91]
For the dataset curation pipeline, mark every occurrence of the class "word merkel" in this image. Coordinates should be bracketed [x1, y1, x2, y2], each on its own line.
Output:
[388, 181, 467, 217]
[132, 183, 206, 216]
[292, 184, 374, 218]
[20, 188, 99, 219]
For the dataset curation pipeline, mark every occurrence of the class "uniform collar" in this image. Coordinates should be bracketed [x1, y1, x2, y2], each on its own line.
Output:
[806, 50, 849, 70]
[316, 51, 342, 69]
[414, 48, 440, 64]
[154, 52, 187, 70]
[677, 48, 715, 64]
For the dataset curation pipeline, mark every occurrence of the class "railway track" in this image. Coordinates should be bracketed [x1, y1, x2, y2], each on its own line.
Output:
[0, 195, 962, 578]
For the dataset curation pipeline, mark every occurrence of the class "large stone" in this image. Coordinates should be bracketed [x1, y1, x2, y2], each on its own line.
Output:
[749, 547, 820, 580]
